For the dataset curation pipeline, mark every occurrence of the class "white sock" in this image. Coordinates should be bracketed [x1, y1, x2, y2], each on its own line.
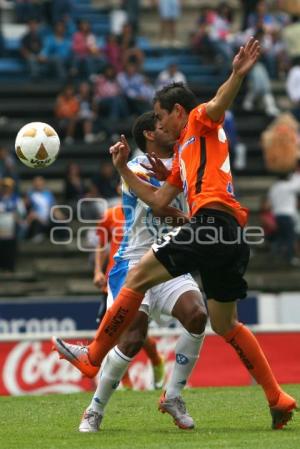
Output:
[88, 346, 132, 414]
[165, 329, 205, 399]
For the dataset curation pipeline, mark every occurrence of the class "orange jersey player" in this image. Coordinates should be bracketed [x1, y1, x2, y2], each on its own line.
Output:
[94, 204, 124, 294]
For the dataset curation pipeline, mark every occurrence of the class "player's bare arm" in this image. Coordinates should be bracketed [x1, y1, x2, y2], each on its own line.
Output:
[110, 135, 181, 210]
[94, 241, 109, 289]
[206, 37, 261, 122]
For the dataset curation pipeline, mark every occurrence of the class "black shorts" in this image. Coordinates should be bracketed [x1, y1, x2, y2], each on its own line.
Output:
[152, 208, 250, 302]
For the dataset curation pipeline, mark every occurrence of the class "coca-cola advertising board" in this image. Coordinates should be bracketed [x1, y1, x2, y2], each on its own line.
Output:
[1, 332, 300, 396]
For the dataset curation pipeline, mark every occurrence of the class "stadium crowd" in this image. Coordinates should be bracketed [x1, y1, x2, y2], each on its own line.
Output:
[1, 0, 300, 272]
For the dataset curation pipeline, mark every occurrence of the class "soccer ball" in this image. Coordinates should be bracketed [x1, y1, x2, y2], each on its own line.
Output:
[15, 122, 60, 168]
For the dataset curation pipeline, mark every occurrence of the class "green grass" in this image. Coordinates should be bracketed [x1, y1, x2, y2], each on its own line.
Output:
[0, 385, 299, 449]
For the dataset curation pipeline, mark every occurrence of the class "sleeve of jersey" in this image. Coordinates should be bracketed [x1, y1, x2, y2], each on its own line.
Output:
[192, 103, 225, 135]
[166, 152, 183, 190]
[122, 160, 154, 198]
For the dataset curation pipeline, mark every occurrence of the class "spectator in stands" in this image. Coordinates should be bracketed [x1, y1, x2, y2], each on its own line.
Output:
[91, 160, 120, 203]
[51, 0, 73, 26]
[92, 64, 129, 121]
[20, 19, 43, 79]
[55, 84, 79, 144]
[0, 147, 17, 181]
[242, 31, 280, 116]
[39, 21, 72, 81]
[223, 110, 247, 172]
[286, 57, 300, 121]
[117, 62, 153, 115]
[247, 0, 278, 32]
[156, 0, 181, 46]
[239, 0, 260, 30]
[155, 62, 187, 90]
[26, 176, 55, 242]
[118, 23, 144, 68]
[0, 177, 26, 272]
[122, 0, 141, 36]
[259, 196, 278, 250]
[64, 162, 85, 208]
[77, 81, 96, 143]
[268, 172, 300, 265]
[71, 19, 104, 79]
[103, 34, 123, 73]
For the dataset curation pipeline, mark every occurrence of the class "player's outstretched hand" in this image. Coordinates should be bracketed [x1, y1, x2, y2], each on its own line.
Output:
[140, 152, 171, 181]
[232, 37, 260, 78]
[109, 134, 131, 171]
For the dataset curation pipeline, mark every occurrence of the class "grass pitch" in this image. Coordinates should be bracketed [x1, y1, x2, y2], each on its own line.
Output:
[0, 385, 299, 449]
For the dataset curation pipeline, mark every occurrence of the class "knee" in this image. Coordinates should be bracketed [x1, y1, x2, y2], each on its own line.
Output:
[182, 307, 207, 335]
[118, 329, 146, 358]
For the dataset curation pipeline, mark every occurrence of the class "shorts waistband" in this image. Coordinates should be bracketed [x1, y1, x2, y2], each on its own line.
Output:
[193, 208, 240, 226]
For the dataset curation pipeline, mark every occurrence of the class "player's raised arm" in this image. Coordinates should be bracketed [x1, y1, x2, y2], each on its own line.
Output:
[110, 135, 180, 210]
[206, 37, 260, 122]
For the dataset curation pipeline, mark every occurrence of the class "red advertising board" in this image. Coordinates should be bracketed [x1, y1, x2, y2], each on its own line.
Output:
[1, 333, 300, 395]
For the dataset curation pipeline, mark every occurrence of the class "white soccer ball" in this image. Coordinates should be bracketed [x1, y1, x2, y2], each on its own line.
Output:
[15, 122, 60, 168]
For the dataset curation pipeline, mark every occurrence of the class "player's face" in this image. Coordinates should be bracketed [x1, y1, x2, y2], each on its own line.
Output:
[154, 101, 181, 141]
[153, 122, 175, 151]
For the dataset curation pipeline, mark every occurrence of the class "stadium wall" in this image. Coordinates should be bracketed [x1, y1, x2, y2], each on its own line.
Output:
[0, 294, 300, 395]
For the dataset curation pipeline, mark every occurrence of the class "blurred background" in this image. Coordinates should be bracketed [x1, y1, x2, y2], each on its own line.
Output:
[0, 0, 300, 395]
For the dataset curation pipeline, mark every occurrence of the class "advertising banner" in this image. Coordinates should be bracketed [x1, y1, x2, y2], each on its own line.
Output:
[1, 332, 300, 396]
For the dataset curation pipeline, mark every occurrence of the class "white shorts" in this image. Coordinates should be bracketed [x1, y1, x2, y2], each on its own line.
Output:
[107, 259, 202, 323]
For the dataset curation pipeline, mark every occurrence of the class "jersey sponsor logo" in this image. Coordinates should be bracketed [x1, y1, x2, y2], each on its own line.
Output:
[179, 136, 196, 154]
[176, 353, 189, 365]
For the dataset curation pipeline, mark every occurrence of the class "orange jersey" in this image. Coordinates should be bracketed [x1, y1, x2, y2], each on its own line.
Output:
[96, 204, 124, 280]
[167, 103, 248, 226]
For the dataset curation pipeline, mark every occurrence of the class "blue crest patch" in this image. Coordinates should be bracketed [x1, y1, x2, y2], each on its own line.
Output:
[176, 353, 189, 365]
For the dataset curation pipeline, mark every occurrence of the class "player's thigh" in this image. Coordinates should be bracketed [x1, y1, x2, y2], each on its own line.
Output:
[117, 311, 149, 357]
[207, 300, 238, 336]
[125, 249, 172, 292]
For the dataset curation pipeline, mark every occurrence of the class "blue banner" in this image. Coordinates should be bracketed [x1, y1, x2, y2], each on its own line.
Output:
[0, 296, 103, 333]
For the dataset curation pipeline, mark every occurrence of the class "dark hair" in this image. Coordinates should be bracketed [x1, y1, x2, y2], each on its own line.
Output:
[153, 82, 197, 113]
[132, 111, 156, 153]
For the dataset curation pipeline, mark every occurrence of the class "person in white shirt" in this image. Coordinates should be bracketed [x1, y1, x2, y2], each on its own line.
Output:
[156, 63, 187, 90]
[286, 58, 300, 121]
[268, 170, 300, 264]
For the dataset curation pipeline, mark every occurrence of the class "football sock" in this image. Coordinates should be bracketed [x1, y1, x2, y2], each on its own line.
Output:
[224, 323, 281, 406]
[143, 336, 162, 366]
[89, 347, 132, 414]
[88, 288, 144, 366]
[165, 329, 205, 399]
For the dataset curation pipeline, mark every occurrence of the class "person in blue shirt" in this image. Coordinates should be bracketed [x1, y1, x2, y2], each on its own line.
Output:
[26, 176, 55, 242]
[0, 178, 26, 271]
[39, 21, 72, 80]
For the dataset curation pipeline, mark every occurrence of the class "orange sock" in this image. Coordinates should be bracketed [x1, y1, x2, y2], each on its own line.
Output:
[143, 336, 161, 366]
[88, 287, 144, 366]
[224, 323, 281, 406]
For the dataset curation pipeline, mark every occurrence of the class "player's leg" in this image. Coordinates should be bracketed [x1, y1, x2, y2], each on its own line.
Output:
[79, 311, 149, 432]
[158, 286, 206, 430]
[143, 337, 165, 389]
[206, 291, 297, 429]
[87, 250, 172, 366]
